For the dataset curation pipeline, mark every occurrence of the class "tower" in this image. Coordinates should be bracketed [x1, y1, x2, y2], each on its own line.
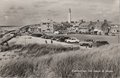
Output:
[68, 8, 71, 23]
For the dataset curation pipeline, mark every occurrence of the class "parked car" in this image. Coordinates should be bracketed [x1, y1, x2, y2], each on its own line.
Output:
[65, 37, 79, 43]
[79, 39, 94, 48]
[51, 36, 69, 42]
[31, 33, 43, 37]
[41, 35, 53, 39]
[93, 41, 109, 47]
[51, 36, 61, 40]
[57, 36, 70, 42]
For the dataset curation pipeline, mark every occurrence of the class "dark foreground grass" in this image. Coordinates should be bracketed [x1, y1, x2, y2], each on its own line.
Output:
[18, 44, 79, 57]
[0, 44, 120, 78]
[0, 58, 34, 77]
[1, 43, 79, 56]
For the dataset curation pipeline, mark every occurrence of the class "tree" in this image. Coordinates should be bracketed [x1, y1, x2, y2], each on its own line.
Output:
[53, 22, 72, 31]
[101, 19, 110, 35]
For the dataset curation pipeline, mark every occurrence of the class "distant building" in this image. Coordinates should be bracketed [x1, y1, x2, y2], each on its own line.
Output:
[67, 21, 81, 33]
[78, 22, 90, 34]
[41, 22, 54, 33]
[93, 21, 103, 35]
[109, 24, 119, 35]
[93, 20, 111, 35]
[88, 21, 96, 34]
[67, 26, 77, 33]
[27, 22, 54, 34]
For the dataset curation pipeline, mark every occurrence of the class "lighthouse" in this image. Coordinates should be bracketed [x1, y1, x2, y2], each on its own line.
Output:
[68, 8, 71, 23]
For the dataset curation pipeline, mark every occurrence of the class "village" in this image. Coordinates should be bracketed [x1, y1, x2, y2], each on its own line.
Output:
[0, 9, 120, 48]
[0, 0, 120, 77]
[0, 18, 119, 36]
[0, 8, 120, 37]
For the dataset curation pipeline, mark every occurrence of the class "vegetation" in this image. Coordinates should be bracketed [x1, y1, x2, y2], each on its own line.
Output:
[53, 22, 72, 31]
[0, 58, 34, 77]
[1, 43, 79, 56]
[0, 44, 120, 78]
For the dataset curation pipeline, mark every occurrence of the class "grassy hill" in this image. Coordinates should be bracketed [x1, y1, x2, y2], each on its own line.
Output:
[0, 44, 120, 78]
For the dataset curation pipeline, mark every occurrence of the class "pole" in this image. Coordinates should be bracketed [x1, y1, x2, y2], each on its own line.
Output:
[118, 25, 120, 43]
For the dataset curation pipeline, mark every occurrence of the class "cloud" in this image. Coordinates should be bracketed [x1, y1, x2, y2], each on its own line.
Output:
[0, 0, 119, 25]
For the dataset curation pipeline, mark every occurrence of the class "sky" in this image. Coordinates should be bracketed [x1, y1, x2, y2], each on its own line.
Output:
[0, 0, 119, 26]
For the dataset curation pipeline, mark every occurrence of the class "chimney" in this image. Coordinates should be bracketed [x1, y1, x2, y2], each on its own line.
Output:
[97, 20, 99, 22]
[90, 21, 92, 24]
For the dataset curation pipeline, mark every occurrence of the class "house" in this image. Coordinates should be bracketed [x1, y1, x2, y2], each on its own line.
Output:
[93, 29, 103, 35]
[40, 22, 54, 33]
[28, 24, 41, 33]
[79, 27, 89, 34]
[67, 22, 80, 33]
[67, 26, 77, 33]
[24, 22, 54, 34]
[93, 20, 111, 35]
[78, 22, 90, 34]
[109, 24, 119, 35]
[93, 21, 103, 35]
[88, 21, 96, 34]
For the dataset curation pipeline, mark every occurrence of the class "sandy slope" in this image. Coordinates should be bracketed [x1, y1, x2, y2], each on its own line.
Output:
[9, 36, 74, 46]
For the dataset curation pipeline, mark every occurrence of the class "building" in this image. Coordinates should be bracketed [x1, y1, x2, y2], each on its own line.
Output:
[28, 24, 41, 33]
[40, 22, 54, 33]
[67, 26, 77, 33]
[88, 21, 96, 34]
[67, 21, 81, 33]
[26, 22, 54, 34]
[78, 22, 90, 34]
[93, 20, 111, 35]
[109, 24, 119, 35]
[93, 21, 103, 35]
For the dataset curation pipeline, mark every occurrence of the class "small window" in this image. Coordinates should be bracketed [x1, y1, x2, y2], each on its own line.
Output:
[43, 23, 46, 25]
[39, 28, 41, 32]
[47, 29, 50, 31]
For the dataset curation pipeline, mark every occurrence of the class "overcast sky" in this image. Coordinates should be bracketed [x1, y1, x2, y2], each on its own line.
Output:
[0, 0, 119, 26]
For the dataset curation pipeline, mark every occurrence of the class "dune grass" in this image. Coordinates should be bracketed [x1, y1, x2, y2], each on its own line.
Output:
[0, 58, 34, 77]
[17, 43, 79, 57]
[0, 44, 120, 78]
